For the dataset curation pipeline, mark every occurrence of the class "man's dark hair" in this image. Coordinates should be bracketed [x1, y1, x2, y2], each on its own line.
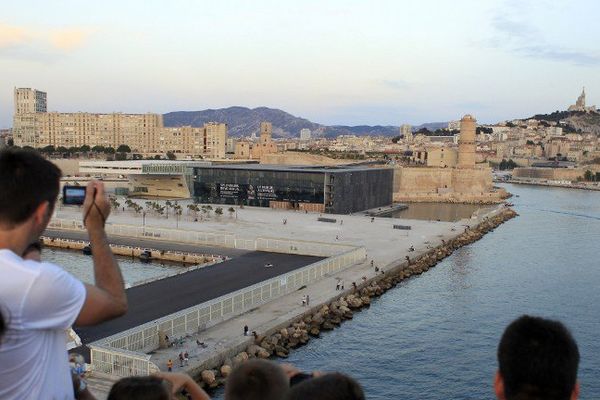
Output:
[107, 376, 170, 400]
[286, 373, 365, 400]
[225, 359, 289, 400]
[498, 315, 580, 400]
[0, 309, 6, 344]
[0, 148, 61, 226]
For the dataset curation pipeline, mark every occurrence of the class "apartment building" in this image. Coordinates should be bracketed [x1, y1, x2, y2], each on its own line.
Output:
[12, 88, 226, 157]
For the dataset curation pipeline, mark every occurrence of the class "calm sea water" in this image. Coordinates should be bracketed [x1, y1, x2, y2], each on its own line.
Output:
[44, 248, 185, 287]
[212, 183, 600, 399]
[387, 202, 493, 222]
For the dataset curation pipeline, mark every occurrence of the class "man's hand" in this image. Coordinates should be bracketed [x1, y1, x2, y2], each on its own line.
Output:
[153, 372, 211, 400]
[82, 180, 110, 229]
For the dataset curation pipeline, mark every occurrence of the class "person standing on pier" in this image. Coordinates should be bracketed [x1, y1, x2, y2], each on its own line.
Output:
[0, 149, 128, 400]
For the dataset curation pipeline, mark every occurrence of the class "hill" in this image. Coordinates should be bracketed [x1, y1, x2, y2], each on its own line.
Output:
[530, 110, 600, 135]
[163, 107, 447, 138]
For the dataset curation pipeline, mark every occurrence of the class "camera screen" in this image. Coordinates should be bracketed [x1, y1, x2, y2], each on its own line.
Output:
[63, 186, 86, 205]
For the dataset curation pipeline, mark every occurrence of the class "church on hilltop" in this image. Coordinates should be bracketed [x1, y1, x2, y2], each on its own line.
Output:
[568, 87, 597, 113]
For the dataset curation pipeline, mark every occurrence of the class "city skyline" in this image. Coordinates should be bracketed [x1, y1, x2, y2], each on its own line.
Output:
[1, 0, 600, 129]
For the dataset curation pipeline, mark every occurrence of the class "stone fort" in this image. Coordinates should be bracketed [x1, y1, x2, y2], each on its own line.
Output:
[394, 115, 506, 203]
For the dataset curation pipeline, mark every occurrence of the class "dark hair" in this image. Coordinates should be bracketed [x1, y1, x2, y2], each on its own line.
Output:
[498, 315, 580, 400]
[107, 376, 170, 400]
[0, 148, 61, 226]
[0, 309, 5, 344]
[225, 359, 289, 400]
[286, 373, 365, 400]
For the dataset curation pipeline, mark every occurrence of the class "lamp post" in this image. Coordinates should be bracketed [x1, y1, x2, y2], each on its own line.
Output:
[142, 211, 146, 234]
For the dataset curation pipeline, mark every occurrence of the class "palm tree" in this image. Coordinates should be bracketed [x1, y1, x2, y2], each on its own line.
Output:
[165, 200, 173, 219]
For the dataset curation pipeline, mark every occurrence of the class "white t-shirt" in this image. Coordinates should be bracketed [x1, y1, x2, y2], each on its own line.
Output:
[0, 249, 86, 400]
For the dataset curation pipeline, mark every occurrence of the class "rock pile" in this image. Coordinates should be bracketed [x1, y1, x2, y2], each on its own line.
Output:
[196, 208, 517, 389]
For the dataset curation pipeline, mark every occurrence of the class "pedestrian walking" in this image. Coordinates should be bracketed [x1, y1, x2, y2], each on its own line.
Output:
[336, 281, 340, 290]
[179, 352, 184, 367]
[335, 235, 339, 240]
[167, 359, 173, 372]
[306, 295, 310, 306]
[340, 280, 345, 290]
[370, 260, 374, 268]
[184, 351, 189, 366]
[244, 325, 249, 336]
[340, 220, 343, 225]
[301, 295, 307, 306]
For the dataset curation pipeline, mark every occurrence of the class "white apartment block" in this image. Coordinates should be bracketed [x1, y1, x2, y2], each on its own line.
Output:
[300, 128, 311, 141]
[12, 88, 227, 158]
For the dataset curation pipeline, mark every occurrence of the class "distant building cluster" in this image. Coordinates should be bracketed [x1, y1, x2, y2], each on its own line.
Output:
[12, 88, 227, 158]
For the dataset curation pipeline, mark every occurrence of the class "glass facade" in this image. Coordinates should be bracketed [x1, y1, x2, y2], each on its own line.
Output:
[189, 168, 325, 207]
[187, 166, 394, 213]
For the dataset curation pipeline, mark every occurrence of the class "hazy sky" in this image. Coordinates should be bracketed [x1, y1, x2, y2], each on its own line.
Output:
[1, 0, 599, 128]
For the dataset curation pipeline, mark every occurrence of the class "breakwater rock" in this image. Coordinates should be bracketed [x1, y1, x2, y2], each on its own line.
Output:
[197, 208, 517, 389]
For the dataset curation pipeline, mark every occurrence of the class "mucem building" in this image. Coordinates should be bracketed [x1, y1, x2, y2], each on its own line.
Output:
[186, 164, 393, 214]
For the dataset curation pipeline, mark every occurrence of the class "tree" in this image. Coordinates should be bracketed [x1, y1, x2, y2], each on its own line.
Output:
[91, 145, 105, 153]
[166, 151, 176, 160]
[41, 145, 55, 153]
[228, 207, 235, 218]
[104, 147, 116, 154]
[115, 152, 127, 160]
[109, 197, 121, 211]
[215, 207, 223, 218]
[80, 145, 91, 152]
[116, 144, 131, 153]
[584, 170, 594, 181]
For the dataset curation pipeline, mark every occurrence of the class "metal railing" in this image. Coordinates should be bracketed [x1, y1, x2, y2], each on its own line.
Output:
[48, 218, 238, 249]
[49, 218, 355, 257]
[89, 246, 366, 376]
[89, 344, 159, 378]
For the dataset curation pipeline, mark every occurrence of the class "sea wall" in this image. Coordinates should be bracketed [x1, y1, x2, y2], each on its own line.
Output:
[40, 236, 220, 265]
[193, 207, 518, 389]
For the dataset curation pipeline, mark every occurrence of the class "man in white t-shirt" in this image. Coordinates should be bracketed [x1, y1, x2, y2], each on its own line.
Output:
[0, 149, 128, 399]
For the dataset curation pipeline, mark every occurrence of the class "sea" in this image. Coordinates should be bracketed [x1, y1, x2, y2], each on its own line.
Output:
[53, 183, 600, 399]
[214, 183, 600, 399]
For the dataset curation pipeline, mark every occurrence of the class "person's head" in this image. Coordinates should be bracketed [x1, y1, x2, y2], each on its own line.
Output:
[225, 359, 289, 400]
[108, 376, 170, 400]
[0, 149, 61, 233]
[286, 373, 365, 400]
[495, 315, 580, 400]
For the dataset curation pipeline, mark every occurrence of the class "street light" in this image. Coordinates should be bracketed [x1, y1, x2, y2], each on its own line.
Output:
[142, 211, 146, 234]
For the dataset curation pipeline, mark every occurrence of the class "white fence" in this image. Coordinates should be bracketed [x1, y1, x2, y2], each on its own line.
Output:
[89, 344, 159, 377]
[90, 246, 366, 377]
[48, 218, 355, 257]
[49, 218, 239, 249]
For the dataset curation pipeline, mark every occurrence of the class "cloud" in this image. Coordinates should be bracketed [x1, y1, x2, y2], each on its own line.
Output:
[49, 28, 92, 51]
[0, 22, 93, 62]
[0, 23, 31, 47]
[485, 1, 600, 66]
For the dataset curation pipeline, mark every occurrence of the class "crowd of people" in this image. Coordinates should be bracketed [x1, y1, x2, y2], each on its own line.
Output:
[0, 149, 584, 400]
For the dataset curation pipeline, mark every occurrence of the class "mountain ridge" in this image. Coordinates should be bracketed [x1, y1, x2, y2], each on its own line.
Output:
[163, 106, 447, 138]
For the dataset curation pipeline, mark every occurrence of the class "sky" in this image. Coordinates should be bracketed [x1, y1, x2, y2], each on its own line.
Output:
[1, 0, 600, 128]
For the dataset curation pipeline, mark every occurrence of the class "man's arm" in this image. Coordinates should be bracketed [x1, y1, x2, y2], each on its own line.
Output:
[75, 181, 127, 326]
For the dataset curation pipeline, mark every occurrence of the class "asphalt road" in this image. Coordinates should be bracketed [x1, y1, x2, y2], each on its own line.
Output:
[43, 230, 323, 345]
